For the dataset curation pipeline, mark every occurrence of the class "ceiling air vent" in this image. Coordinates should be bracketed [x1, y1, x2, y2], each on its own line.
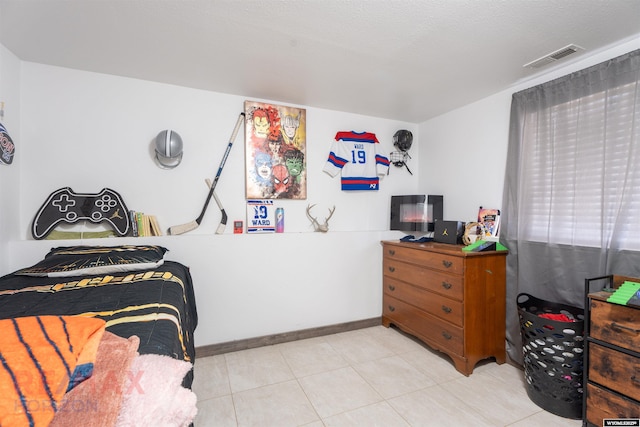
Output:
[523, 44, 585, 69]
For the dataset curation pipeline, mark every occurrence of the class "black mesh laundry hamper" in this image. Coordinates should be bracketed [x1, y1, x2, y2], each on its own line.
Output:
[517, 293, 584, 419]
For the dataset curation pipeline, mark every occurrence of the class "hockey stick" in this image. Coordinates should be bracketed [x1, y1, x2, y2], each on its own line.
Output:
[205, 179, 227, 234]
[167, 112, 245, 235]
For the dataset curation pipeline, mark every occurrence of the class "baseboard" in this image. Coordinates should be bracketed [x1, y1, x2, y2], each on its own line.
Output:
[195, 317, 381, 358]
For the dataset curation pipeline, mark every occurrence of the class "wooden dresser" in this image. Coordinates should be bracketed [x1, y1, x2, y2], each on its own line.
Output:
[381, 240, 507, 376]
[585, 276, 640, 426]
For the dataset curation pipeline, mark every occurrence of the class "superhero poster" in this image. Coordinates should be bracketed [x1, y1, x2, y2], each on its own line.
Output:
[244, 100, 306, 199]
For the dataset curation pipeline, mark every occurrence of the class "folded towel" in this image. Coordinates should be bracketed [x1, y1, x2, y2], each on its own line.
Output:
[0, 315, 105, 427]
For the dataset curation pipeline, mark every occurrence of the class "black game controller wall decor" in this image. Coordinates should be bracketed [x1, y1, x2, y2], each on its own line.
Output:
[32, 188, 131, 240]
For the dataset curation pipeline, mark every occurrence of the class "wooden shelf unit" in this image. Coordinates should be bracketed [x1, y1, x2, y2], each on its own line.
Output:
[584, 274, 640, 426]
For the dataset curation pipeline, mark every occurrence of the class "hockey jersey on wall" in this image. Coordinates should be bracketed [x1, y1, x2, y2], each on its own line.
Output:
[323, 131, 390, 191]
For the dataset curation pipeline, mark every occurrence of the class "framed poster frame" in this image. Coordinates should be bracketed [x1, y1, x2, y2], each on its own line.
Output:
[244, 100, 306, 199]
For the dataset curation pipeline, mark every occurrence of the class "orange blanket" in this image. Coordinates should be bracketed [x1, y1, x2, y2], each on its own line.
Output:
[0, 315, 105, 427]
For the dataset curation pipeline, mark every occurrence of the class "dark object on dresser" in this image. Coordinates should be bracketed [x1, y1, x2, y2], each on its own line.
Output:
[433, 219, 464, 244]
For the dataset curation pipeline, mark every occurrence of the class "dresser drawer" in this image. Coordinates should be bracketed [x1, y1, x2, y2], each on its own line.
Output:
[383, 258, 463, 300]
[383, 245, 463, 275]
[590, 299, 640, 351]
[383, 277, 463, 327]
[586, 383, 640, 426]
[588, 343, 640, 401]
[383, 295, 463, 355]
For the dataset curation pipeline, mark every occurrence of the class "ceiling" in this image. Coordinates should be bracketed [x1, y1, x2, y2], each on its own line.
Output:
[1, 0, 639, 123]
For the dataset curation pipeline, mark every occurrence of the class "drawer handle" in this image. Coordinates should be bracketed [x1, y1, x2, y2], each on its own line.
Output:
[442, 260, 452, 268]
[388, 305, 396, 312]
[611, 322, 640, 334]
[441, 281, 452, 290]
[388, 285, 396, 291]
[388, 249, 395, 256]
[442, 331, 452, 340]
[388, 266, 396, 273]
[441, 305, 452, 314]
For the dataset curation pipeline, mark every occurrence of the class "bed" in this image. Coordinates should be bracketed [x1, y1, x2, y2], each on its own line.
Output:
[0, 244, 198, 427]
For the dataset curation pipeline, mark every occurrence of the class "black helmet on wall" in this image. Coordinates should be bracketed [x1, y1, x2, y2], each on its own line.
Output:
[155, 130, 183, 169]
[393, 130, 413, 152]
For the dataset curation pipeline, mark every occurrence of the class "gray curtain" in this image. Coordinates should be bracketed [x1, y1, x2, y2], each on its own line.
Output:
[502, 49, 640, 364]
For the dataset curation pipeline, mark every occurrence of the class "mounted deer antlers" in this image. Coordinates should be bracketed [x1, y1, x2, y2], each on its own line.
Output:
[306, 204, 335, 232]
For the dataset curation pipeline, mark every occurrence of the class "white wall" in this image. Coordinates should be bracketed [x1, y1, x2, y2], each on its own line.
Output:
[418, 92, 511, 222]
[0, 44, 21, 273]
[5, 60, 418, 346]
[16, 63, 421, 237]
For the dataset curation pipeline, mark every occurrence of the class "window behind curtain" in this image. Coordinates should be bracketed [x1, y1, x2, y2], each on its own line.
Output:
[502, 49, 640, 365]
[518, 70, 640, 250]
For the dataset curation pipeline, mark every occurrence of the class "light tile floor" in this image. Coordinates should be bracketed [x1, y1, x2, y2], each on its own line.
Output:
[192, 326, 583, 426]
